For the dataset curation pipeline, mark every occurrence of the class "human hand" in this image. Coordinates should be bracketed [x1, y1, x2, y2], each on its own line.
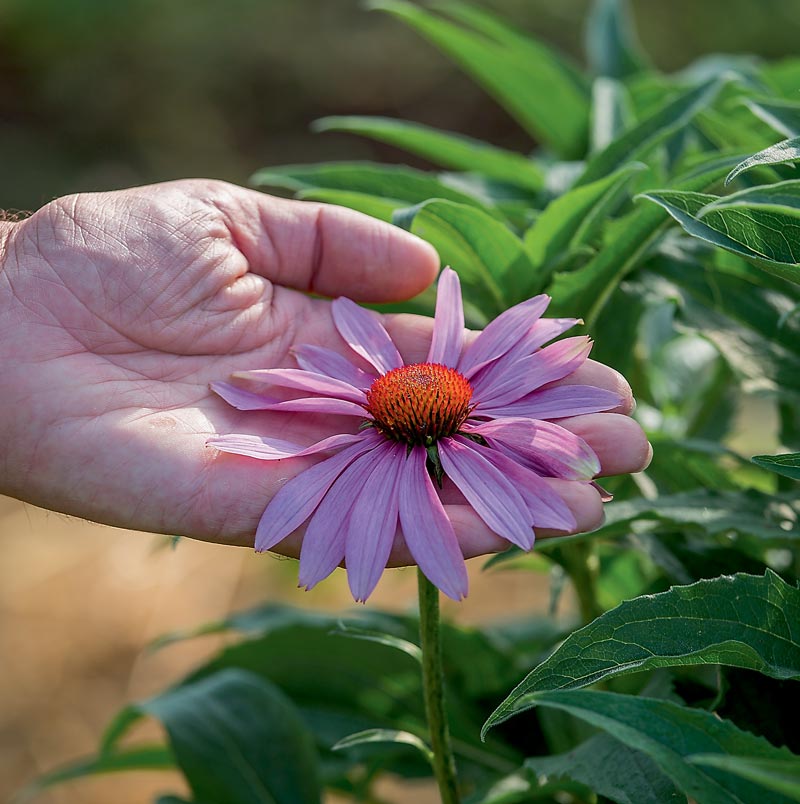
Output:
[0, 180, 650, 562]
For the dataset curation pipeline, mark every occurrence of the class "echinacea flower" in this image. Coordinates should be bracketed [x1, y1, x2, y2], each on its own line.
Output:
[208, 268, 620, 602]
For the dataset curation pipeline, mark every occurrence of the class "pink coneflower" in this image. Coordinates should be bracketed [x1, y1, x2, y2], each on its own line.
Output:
[208, 269, 620, 602]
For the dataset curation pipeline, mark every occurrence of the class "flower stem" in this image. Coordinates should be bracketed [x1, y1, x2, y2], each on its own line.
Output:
[558, 542, 602, 624]
[417, 569, 461, 804]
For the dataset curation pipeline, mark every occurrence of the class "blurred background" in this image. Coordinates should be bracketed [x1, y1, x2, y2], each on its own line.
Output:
[1, 0, 799, 801]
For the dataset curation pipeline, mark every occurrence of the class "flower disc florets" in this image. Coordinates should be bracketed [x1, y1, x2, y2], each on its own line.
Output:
[365, 362, 473, 445]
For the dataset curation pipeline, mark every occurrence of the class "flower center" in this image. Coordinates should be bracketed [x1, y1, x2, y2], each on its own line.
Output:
[365, 363, 473, 445]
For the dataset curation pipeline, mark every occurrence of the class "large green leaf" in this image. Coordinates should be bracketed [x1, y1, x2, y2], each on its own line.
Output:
[641, 181, 800, 284]
[752, 453, 800, 481]
[251, 161, 498, 215]
[688, 755, 800, 801]
[487, 690, 799, 804]
[313, 116, 543, 191]
[371, 0, 589, 157]
[744, 97, 800, 138]
[590, 76, 635, 152]
[138, 670, 321, 804]
[576, 77, 725, 187]
[523, 162, 643, 285]
[585, 0, 649, 80]
[17, 745, 174, 802]
[548, 153, 741, 324]
[394, 199, 536, 313]
[483, 571, 800, 734]
[726, 137, 800, 184]
[525, 733, 682, 804]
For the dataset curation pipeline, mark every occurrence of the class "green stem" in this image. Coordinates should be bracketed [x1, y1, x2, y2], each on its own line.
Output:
[558, 542, 602, 624]
[417, 569, 461, 804]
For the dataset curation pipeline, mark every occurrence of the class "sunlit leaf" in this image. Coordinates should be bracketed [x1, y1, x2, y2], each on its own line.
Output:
[585, 0, 649, 80]
[313, 116, 543, 191]
[576, 76, 725, 187]
[549, 153, 741, 324]
[523, 162, 643, 287]
[370, 0, 589, 157]
[640, 181, 800, 284]
[726, 137, 800, 184]
[332, 729, 434, 764]
[744, 97, 800, 138]
[394, 199, 536, 312]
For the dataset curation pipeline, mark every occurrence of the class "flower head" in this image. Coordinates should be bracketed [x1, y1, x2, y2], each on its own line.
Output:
[208, 269, 620, 602]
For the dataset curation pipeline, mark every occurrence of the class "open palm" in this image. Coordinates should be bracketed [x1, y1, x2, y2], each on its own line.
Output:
[0, 180, 649, 562]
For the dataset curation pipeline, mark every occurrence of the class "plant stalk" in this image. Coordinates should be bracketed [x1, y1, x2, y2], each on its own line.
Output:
[417, 569, 461, 804]
[558, 542, 602, 624]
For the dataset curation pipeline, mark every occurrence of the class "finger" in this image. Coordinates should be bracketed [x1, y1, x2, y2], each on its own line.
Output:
[554, 359, 635, 414]
[557, 412, 652, 476]
[209, 182, 440, 302]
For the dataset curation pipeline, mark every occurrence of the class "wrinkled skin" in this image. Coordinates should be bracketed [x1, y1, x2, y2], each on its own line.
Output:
[0, 180, 651, 563]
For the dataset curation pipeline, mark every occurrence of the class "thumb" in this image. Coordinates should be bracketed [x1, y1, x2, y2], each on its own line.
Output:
[211, 181, 440, 302]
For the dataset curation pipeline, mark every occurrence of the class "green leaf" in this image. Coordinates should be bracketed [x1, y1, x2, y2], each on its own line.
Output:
[394, 199, 536, 313]
[752, 453, 800, 481]
[484, 572, 800, 734]
[313, 116, 543, 191]
[329, 622, 422, 663]
[744, 97, 800, 138]
[16, 745, 174, 801]
[641, 181, 800, 284]
[525, 733, 682, 804]
[294, 188, 401, 222]
[332, 729, 434, 765]
[590, 76, 635, 152]
[251, 161, 497, 214]
[488, 689, 799, 804]
[576, 76, 726, 187]
[726, 137, 800, 184]
[548, 152, 741, 324]
[371, 0, 589, 157]
[595, 490, 800, 542]
[523, 162, 644, 284]
[139, 670, 320, 804]
[585, 0, 649, 80]
[688, 755, 800, 801]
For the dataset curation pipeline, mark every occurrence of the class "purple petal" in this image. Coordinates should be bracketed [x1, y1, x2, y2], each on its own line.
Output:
[259, 397, 369, 417]
[255, 430, 383, 551]
[298, 445, 389, 591]
[293, 344, 376, 391]
[332, 297, 403, 374]
[468, 318, 580, 391]
[211, 381, 280, 410]
[345, 442, 405, 602]
[473, 336, 593, 409]
[438, 438, 534, 549]
[476, 442, 576, 532]
[209, 431, 363, 461]
[398, 446, 468, 601]
[427, 268, 465, 368]
[468, 418, 600, 480]
[477, 385, 621, 419]
[457, 295, 550, 378]
[212, 381, 368, 418]
[233, 368, 366, 403]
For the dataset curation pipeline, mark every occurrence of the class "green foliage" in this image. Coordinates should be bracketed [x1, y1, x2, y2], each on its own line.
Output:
[29, 1, 800, 803]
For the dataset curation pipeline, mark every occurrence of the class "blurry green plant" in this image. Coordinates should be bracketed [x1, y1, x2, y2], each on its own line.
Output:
[20, 1, 800, 802]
